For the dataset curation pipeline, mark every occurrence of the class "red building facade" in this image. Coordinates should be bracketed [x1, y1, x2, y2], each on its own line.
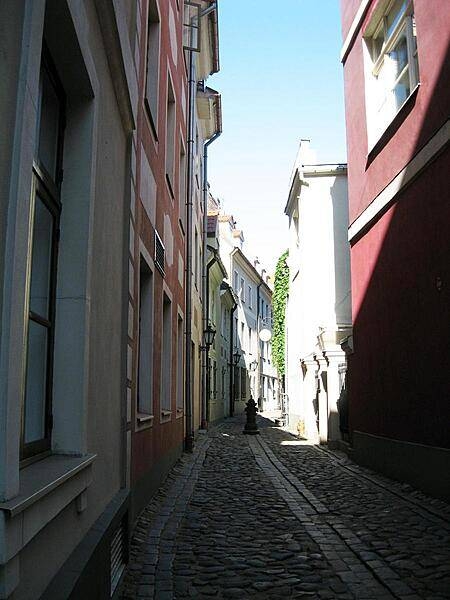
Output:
[129, 0, 188, 517]
[341, 0, 450, 500]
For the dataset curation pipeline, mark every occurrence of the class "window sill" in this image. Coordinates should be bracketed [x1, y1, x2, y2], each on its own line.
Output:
[0, 454, 95, 565]
[136, 413, 154, 430]
[161, 410, 172, 423]
[367, 83, 420, 164]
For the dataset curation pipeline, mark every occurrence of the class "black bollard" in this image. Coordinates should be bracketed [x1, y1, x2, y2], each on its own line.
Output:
[243, 397, 260, 435]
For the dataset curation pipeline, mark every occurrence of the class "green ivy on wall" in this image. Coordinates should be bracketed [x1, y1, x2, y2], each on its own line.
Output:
[272, 250, 289, 378]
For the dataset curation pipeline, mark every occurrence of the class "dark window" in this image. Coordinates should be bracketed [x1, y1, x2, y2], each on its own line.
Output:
[138, 259, 154, 416]
[22, 48, 65, 461]
[161, 293, 172, 413]
[166, 74, 176, 194]
[176, 316, 184, 410]
[145, 0, 161, 136]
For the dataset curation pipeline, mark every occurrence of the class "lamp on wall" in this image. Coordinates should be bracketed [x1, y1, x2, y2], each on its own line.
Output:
[203, 322, 216, 350]
[249, 359, 258, 372]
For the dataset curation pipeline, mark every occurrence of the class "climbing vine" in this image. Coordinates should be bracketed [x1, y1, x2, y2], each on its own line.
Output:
[272, 249, 289, 379]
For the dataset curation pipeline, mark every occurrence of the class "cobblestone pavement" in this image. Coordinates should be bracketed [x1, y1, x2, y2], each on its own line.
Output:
[120, 416, 450, 600]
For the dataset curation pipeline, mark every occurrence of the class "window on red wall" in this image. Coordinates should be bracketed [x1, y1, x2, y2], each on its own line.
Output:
[145, 0, 161, 137]
[166, 73, 176, 195]
[363, 0, 419, 146]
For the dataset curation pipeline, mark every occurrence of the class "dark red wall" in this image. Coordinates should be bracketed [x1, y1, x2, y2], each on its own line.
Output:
[348, 148, 450, 448]
[342, 1, 450, 448]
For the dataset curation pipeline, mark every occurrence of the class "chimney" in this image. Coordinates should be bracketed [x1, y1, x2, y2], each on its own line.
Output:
[297, 138, 316, 167]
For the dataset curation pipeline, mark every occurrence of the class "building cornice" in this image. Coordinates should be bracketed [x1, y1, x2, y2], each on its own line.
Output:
[284, 165, 346, 216]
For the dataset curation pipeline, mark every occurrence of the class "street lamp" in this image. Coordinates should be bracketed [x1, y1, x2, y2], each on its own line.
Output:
[249, 359, 258, 372]
[203, 322, 216, 350]
[232, 349, 241, 365]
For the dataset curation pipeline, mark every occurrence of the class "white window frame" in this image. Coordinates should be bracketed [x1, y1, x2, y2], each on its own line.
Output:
[240, 277, 245, 302]
[233, 270, 239, 293]
[363, 0, 419, 148]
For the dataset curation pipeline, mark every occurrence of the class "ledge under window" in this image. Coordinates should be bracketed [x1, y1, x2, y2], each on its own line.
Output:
[136, 412, 154, 431]
[0, 454, 95, 573]
[160, 410, 172, 423]
[0, 454, 95, 518]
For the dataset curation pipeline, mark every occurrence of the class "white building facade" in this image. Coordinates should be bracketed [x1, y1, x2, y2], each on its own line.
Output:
[215, 210, 279, 415]
[284, 140, 351, 444]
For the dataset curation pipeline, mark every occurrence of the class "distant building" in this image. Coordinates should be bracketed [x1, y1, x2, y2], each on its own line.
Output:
[341, 0, 450, 500]
[205, 208, 237, 423]
[284, 140, 350, 443]
[216, 208, 279, 415]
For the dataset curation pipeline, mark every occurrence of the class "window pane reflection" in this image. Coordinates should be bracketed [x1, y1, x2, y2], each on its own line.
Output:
[390, 32, 408, 77]
[386, 0, 408, 38]
[394, 70, 410, 109]
[37, 67, 60, 180]
[24, 320, 48, 443]
[29, 195, 53, 319]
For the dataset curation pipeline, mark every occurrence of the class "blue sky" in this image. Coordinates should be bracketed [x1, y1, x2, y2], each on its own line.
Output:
[208, 0, 347, 272]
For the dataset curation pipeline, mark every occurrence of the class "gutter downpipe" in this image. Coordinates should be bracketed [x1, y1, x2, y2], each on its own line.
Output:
[201, 246, 220, 428]
[184, 43, 196, 453]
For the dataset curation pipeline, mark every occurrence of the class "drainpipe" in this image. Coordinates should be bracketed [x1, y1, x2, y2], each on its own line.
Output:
[201, 246, 221, 427]
[184, 41, 197, 453]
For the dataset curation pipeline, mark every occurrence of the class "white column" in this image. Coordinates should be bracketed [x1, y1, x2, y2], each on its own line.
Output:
[301, 358, 319, 442]
[324, 350, 346, 443]
[314, 354, 328, 444]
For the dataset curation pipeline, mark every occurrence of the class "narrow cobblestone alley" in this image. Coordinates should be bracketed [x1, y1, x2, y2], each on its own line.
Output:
[121, 416, 450, 600]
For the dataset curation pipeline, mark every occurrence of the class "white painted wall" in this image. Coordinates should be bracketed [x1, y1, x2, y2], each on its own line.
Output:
[285, 141, 350, 439]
